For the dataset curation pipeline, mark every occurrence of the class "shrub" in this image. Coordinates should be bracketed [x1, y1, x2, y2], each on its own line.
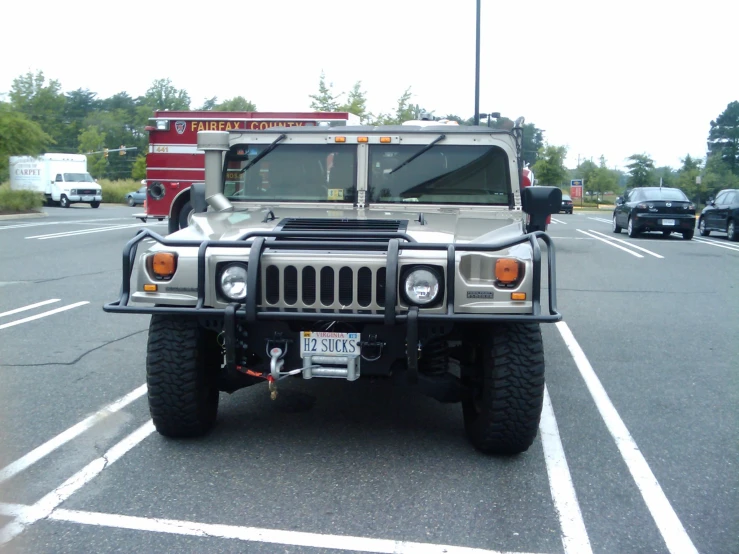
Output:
[98, 179, 141, 204]
[0, 183, 44, 213]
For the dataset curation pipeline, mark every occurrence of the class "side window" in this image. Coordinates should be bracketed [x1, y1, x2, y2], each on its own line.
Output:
[55, 174, 63, 182]
[722, 191, 735, 205]
[630, 190, 641, 202]
[714, 192, 727, 205]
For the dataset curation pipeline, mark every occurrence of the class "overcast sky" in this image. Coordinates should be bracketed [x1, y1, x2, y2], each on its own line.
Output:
[2, 0, 736, 170]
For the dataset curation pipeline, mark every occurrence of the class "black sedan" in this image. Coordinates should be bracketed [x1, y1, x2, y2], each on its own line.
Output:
[613, 187, 695, 240]
[698, 188, 739, 241]
[560, 194, 573, 214]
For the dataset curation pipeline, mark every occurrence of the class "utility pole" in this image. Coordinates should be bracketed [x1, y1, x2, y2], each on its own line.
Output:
[474, 0, 481, 125]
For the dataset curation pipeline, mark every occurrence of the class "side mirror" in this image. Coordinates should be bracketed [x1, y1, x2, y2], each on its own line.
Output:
[615, 196, 623, 205]
[522, 186, 562, 232]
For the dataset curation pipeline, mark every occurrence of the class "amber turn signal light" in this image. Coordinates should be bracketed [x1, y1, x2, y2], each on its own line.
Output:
[143, 284, 158, 292]
[149, 252, 177, 279]
[511, 292, 526, 301]
[495, 258, 520, 284]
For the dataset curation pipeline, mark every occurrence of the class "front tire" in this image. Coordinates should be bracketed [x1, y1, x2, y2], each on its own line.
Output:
[727, 220, 737, 242]
[462, 323, 545, 455]
[146, 315, 220, 438]
[59, 195, 70, 208]
[90, 201, 100, 209]
[612, 214, 622, 233]
[698, 218, 710, 236]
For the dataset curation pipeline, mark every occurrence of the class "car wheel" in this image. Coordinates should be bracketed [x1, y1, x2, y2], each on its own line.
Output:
[147, 315, 220, 438]
[627, 217, 639, 237]
[462, 323, 545, 455]
[698, 218, 710, 236]
[682, 230, 694, 240]
[612, 214, 622, 233]
[59, 195, 70, 208]
[728, 220, 738, 242]
[127, 196, 135, 207]
[90, 201, 100, 209]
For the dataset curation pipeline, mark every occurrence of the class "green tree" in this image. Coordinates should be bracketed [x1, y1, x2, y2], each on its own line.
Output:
[199, 96, 218, 110]
[0, 103, 53, 180]
[309, 72, 340, 112]
[625, 154, 655, 187]
[215, 96, 257, 111]
[144, 78, 191, 111]
[587, 156, 619, 196]
[10, 71, 66, 147]
[574, 159, 598, 190]
[654, 166, 677, 187]
[60, 88, 98, 152]
[78, 126, 107, 178]
[521, 123, 544, 167]
[701, 153, 739, 201]
[132, 154, 147, 180]
[532, 144, 568, 186]
[707, 101, 739, 175]
[675, 154, 703, 200]
[339, 81, 368, 123]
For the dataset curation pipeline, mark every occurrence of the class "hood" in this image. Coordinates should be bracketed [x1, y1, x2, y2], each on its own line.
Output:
[175, 205, 525, 244]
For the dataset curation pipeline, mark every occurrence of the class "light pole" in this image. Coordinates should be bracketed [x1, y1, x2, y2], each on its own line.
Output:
[474, 0, 481, 125]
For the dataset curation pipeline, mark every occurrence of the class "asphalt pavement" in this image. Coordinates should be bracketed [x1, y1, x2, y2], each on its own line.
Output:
[0, 206, 736, 554]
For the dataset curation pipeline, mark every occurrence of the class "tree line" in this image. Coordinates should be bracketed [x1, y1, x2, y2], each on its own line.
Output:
[1, 70, 736, 204]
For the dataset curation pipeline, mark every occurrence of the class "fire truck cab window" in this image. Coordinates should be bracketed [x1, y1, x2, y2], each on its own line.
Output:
[225, 144, 356, 203]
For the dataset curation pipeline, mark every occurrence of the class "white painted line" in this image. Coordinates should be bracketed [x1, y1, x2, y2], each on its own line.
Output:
[0, 504, 544, 554]
[587, 217, 613, 224]
[26, 223, 150, 240]
[0, 301, 90, 330]
[0, 218, 134, 230]
[0, 384, 147, 484]
[0, 299, 60, 319]
[555, 322, 698, 554]
[693, 237, 739, 252]
[576, 229, 644, 258]
[587, 230, 664, 259]
[0, 421, 155, 546]
[550, 218, 568, 225]
[540, 387, 592, 554]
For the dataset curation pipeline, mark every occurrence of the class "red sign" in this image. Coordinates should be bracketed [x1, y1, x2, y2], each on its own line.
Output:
[570, 185, 583, 198]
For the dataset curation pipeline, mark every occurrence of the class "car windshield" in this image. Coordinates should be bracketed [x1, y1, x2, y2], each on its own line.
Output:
[368, 145, 510, 205]
[64, 173, 94, 183]
[224, 144, 356, 202]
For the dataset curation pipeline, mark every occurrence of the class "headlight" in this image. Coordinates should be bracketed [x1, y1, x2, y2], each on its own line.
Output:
[403, 267, 441, 306]
[219, 264, 247, 301]
[71, 189, 77, 195]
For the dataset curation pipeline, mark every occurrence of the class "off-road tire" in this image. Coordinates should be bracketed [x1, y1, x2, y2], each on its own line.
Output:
[612, 214, 622, 233]
[90, 201, 100, 209]
[682, 230, 694, 240]
[60, 195, 70, 208]
[698, 218, 710, 236]
[146, 315, 219, 438]
[462, 323, 545, 455]
[727, 220, 737, 242]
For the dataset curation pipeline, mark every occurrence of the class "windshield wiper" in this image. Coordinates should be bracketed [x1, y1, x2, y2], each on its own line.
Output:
[239, 134, 287, 173]
[388, 134, 446, 175]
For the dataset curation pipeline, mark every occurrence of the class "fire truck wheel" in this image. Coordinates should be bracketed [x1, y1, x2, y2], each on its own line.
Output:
[59, 195, 70, 208]
[178, 201, 193, 230]
[462, 323, 545, 455]
[146, 315, 220, 438]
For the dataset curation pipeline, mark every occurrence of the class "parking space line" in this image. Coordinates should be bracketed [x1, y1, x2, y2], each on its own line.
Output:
[540, 387, 592, 553]
[0, 299, 60, 319]
[550, 218, 568, 225]
[575, 230, 644, 258]
[0, 302, 89, 331]
[0, 503, 546, 554]
[0, 218, 136, 230]
[0, 420, 155, 546]
[587, 217, 612, 224]
[586, 230, 664, 258]
[555, 322, 698, 554]
[693, 237, 739, 252]
[0, 384, 147, 484]
[26, 223, 151, 240]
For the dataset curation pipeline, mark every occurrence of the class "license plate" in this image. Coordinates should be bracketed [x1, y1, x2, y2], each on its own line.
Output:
[662, 219, 675, 226]
[300, 331, 360, 357]
[82, 196, 93, 201]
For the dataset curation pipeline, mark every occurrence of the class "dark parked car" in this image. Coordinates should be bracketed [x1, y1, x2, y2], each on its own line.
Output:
[698, 189, 739, 241]
[613, 187, 695, 240]
[125, 185, 147, 207]
[560, 194, 573, 214]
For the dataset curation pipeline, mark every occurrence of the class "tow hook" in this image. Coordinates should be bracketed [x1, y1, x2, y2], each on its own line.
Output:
[269, 347, 284, 400]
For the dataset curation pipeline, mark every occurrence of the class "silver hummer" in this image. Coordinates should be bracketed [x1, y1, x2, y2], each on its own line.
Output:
[105, 121, 562, 454]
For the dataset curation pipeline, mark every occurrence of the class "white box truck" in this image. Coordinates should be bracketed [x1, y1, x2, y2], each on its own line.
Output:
[9, 153, 103, 208]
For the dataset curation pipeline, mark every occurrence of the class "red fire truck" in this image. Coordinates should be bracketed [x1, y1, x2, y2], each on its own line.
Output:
[141, 111, 359, 232]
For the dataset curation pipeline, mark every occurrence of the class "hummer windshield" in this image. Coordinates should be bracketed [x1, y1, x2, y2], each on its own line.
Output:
[224, 144, 356, 203]
[368, 144, 510, 205]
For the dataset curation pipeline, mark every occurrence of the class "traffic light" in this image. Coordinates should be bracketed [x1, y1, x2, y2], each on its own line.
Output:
[119, 145, 126, 156]
[104, 148, 109, 158]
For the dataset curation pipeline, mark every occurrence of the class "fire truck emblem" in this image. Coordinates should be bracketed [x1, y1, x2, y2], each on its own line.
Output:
[174, 121, 186, 135]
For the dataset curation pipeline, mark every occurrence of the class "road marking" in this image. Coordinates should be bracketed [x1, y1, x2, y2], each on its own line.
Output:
[0, 301, 89, 331]
[0, 299, 60, 319]
[550, 217, 568, 225]
[555, 322, 698, 554]
[586, 230, 664, 258]
[576, 229, 644, 258]
[693, 237, 739, 252]
[0, 218, 135, 230]
[0, 503, 545, 554]
[587, 217, 612, 224]
[26, 223, 152, 240]
[0, 421, 156, 546]
[540, 387, 592, 553]
[0, 384, 147, 484]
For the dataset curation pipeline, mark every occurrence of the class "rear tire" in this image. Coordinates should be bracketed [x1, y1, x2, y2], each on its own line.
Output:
[662, 231, 671, 237]
[682, 230, 694, 240]
[727, 220, 737, 242]
[698, 218, 710, 236]
[627, 217, 638, 237]
[59, 195, 70, 208]
[127, 196, 135, 207]
[462, 323, 545, 455]
[146, 315, 220, 438]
